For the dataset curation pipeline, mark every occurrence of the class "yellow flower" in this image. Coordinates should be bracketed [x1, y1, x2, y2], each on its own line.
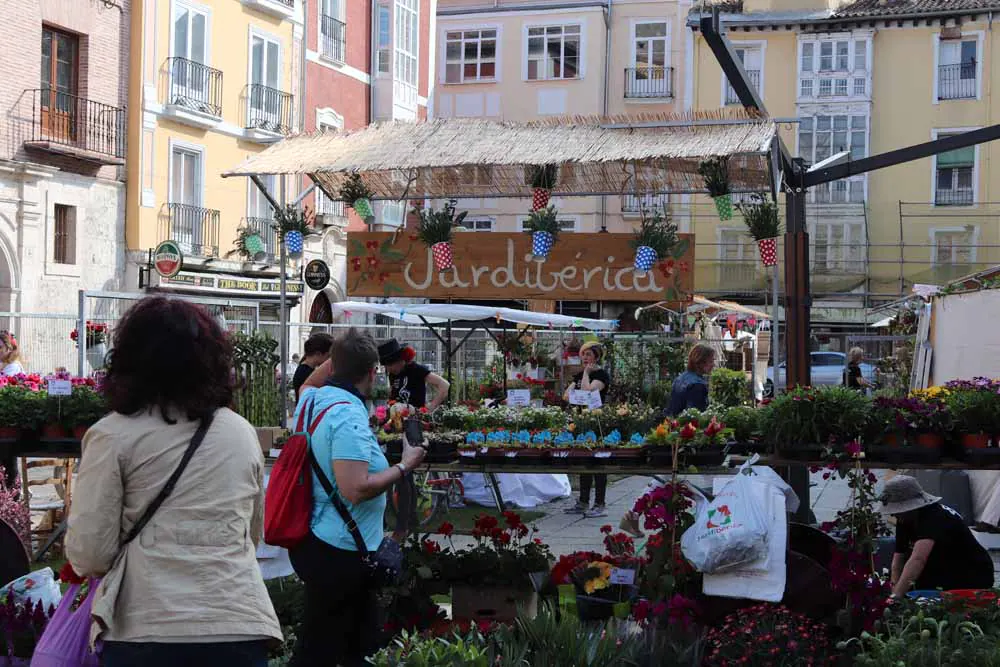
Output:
[584, 578, 609, 594]
[583, 562, 612, 594]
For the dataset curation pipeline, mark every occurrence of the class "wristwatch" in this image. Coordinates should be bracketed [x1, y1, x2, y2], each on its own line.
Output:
[396, 462, 407, 477]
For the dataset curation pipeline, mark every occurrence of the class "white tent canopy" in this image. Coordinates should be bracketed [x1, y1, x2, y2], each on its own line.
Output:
[331, 301, 618, 331]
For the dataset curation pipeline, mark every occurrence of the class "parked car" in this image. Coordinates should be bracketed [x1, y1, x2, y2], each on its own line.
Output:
[764, 351, 875, 397]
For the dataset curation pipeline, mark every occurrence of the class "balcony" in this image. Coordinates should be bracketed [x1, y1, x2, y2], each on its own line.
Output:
[164, 203, 220, 259]
[240, 0, 294, 20]
[935, 186, 974, 206]
[624, 67, 673, 99]
[938, 62, 976, 100]
[321, 15, 346, 63]
[23, 89, 125, 165]
[165, 57, 223, 126]
[725, 70, 760, 105]
[242, 217, 281, 262]
[245, 84, 294, 139]
[316, 196, 348, 226]
[621, 192, 670, 215]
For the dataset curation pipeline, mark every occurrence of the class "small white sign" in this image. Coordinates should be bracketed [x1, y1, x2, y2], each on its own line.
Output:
[569, 389, 602, 409]
[594, 451, 612, 459]
[505, 451, 518, 458]
[47, 380, 72, 396]
[609, 568, 636, 586]
[268, 448, 283, 459]
[506, 389, 531, 407]
[552, 451, 569, 459]
[460, 450, 476, 458]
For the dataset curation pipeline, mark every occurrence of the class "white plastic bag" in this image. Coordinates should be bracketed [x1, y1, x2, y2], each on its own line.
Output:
[3, 567, 62, 611]
[681, 458, 770, 574]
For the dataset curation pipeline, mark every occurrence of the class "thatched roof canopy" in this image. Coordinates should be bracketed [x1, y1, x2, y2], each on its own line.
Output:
[224, 112, 777, 200]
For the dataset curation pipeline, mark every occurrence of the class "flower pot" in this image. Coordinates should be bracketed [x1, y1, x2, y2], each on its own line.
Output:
[915, 432, 944, 449]
[86, 342, 107, 370]
[531, 231, 555, 261]
[757, 237, 778, 267]
[882, 433, 901, 448]
[0, 426, 19, 440]
[531, 188, 551, 212]
[451, 585, 537, 623]
[713, 194, 733, 221]
[72, 425, 89, 440]
[962, 433, 992, 449]
[633, 245, 658, 274]
[431, 241, 454, 271]
[284, 230, 304, 259]
[352, 197, 373, 219]
[41, 424, 68, 439]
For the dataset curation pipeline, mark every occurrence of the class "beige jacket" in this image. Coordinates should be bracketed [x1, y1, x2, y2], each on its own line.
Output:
[66, 408, 282, 643]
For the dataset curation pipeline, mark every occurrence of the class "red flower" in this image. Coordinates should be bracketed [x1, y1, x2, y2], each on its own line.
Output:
[422, 539, 441, 555]
[498, 532, 512, 546]
[600, 524, 612, 534]
[679, 422, 698, 440]
[437, 521, 454, 537]
[366, 240, 379, 249]
[58, 562, 85, 585]
[503, 510, 523, 529]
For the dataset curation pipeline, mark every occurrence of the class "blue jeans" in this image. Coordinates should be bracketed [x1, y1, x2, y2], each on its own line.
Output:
[102, 640, 269, 667]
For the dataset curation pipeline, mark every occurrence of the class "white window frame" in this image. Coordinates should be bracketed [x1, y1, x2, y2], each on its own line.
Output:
[167, 138, 206, 208]
[797, 32, 871, 102]
[720, 41, 765, 106]
[797, 113, 869, 204]
[442, 25, 500, 84]
[931, 127, 979, 206]
[518, 214, 579, 232]
[247, 174, 277, 219]
[247, 26, 285, 130]
[522, 21, 585, 82]
[376, 3, 391, 76]
[455, 216, 495, 232]
[810, 220, 864, 272]
[625, 19, 671, 99]
[169, 0, 213, 103]
[929, 225, 979, 266]
[314, 109, 345, 216]
[394, 0, 419, 88]
[621, 192, 670, 217]
[717, 226, 755, 283]
[932, 31, 984, 104]
[318, 0, 346, 64]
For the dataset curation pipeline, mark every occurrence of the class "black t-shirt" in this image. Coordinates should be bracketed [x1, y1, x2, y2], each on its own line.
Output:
[292, 363, 314, 400]
[894, 503, 994, 591]
[390, 362, 431, 408]
[572, 368, 611, 403]
[844, 363, 863, 390]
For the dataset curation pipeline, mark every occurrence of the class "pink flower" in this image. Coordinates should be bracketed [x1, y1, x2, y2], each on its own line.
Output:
[375, 405, 387, 422]
[845, 440, 862, 457]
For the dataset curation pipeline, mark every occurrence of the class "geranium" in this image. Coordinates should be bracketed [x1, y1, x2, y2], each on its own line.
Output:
[436, 521, 454, 538]
[704, 604, 834, 666]
[69, 321, 108, 348]
[632, 481, 699, 604]
[444, 512, 552, 589]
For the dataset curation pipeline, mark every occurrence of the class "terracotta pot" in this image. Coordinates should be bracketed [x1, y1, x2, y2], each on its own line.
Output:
[0, 426, 18, 439]
[882, 433, 901, 448]
[962, 433, 992, 449]
[915, 432, 944, 449]
[72, 425, 89, 440]
[40, 424, 68, 439]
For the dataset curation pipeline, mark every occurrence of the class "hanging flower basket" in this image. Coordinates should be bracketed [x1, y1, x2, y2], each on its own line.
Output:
[528, 164, 558, 213]
[531, 188, 551, 212]
[431, 241, 454, 271]
[416, 200, 464, 272]
[352, 197, 373, 220]
[633, 245, 658, 274]
[274, 204, 315, 260]
[244, 232, 266, 262]
[339, 172, 375, 221]
[629, 208, 678, 277]
[757, 238, 778, 267]
[284, 230, 304, 259]
[698, 157, 732, 221]
[713, 194, 733, 221]
[531, 231, 555, 260]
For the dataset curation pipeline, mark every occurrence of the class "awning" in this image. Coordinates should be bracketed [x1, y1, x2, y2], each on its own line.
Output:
[331, 301, 617, 331]
[223, 112, 777, 200]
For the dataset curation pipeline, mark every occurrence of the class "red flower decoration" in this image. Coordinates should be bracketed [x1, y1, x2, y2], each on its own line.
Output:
[437, 521, 454, 537]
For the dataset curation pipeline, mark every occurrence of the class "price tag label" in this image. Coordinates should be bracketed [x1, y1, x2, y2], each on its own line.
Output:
[594, 451, 612, 459]
[268, 448, 283, 459]
[587, 390, 603, 409]
[552, 451, 569, 459]
[479, 447, 489, 455]
[568, 389, 590, 406]
[505, 451, 518, 458]
[460, 450, 476, 458]
[609, 568, 636, 586]
[506, 389, 531, 407]
[47, 380, 72, 396]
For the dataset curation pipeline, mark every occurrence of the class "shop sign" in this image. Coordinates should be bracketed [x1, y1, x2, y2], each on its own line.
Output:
[304, 259, 331, 290]
[153, 241, 183, 278]
[159, 271, 304, 296]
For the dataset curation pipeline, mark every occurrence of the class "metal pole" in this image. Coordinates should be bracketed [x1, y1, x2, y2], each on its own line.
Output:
[279, 179, 288, 427]
[77, 290, 86, 377]
[772, 261, 780, 393]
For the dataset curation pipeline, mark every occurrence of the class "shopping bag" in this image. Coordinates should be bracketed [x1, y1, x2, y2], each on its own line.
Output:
[681, 457, 769, 574]
[29, 579, 100, 667]
[3, 568, 61, 612]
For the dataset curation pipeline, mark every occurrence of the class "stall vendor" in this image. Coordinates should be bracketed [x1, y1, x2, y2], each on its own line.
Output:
[563, 341, 612, 518]
[885, 475, 994, 597]
[379, 339, 450, 412]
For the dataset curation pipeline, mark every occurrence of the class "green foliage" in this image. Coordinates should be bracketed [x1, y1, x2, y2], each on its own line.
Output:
[65, 385, 107, 429]
[416, 200, 466, 246]
[629, 209, 679, 258]
[369, 630, 490, 667]
[708, 368, 750, 408]
[0, 386, 44, 429]
[946, 389, 1000, 435]
[232, 331, 282, 427]
[273, 204, 315, 236]
[697, 157, 730, 197]
[523, 206, 561, 240]
[736, 193, 782, 241]
[758, 385, 871, 447]
[528, 164, 558, 190]
[339, 172, 374, 203]
[723, 405, 759, 442]
[231, 225, 257, 261]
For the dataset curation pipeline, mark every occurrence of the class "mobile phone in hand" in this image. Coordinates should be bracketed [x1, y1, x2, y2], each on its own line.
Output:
[403, 417, 424, 448]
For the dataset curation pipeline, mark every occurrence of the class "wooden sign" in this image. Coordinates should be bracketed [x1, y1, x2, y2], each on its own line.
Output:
[347, 232, 693, 302]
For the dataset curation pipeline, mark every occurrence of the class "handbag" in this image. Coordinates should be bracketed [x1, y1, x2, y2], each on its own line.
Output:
[88, 413, 216, 646]
[30, 579, 101, 667]
[308, 447, 404, 587]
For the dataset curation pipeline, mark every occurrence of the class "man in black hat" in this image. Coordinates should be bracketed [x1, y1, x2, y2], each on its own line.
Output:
[379, 338, 450, 411]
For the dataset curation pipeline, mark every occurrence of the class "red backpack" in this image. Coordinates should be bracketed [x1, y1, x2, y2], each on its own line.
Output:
[264, 398, 346, 549]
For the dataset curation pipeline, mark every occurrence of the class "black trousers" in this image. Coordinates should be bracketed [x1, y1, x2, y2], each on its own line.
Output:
[103, 640, 268, 666]
[289, 532, 379, 667]
[579, 474, 608, 505]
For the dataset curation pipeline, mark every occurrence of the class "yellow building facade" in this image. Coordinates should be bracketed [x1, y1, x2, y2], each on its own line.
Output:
[689, 0, 1000, 319]
[126, 0, 301, 292]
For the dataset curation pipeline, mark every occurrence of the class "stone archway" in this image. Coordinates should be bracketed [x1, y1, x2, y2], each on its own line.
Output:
[309, 291, 332, 324]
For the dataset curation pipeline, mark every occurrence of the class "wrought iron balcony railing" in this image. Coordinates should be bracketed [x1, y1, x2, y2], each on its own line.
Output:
[621, 193, 670, 214]
[245, 84, 294, 135]
[165, 203, 220, 258]
[24, 88, 126, 162]
[321, 15, 346, 63]
[624, 67, 673, 99]
[242, 216, 281, 262]
[938, 62, 977, 100]
[167, 57, 223, 117]
[935, 186, 974, 206]
[725, 69, 760, 105]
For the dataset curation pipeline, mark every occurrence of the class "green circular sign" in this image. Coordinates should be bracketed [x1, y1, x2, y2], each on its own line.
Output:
[153, 240, 183, 278]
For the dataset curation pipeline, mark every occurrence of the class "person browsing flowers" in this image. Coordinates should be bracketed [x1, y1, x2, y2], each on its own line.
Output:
[293, 329, 426, 667]
[0, 331, 23, 376]
[379, 339, 450, 411]
[563, 341, 612, 518]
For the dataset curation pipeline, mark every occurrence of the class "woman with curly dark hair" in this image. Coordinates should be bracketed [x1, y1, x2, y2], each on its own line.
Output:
[66, 297, 281, 666]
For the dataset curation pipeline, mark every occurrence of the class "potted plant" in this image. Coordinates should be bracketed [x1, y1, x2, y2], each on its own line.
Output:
[736, 193, 781, 267]
[759, 386, 871, 459]
[723, 405, 759, 449]
[629, 208, 678, 275]
[338, 172, 375, 220]
[867, 396, 949, 464]
[945, 379, 1000, 452]
[70, 321, 109, 371]
[231, 225, 267, 264]
[698, 157, 732, 220]
[273, 204, 315, 260]
[0, 384, 43, 439]
[703, 604, 834, 666]
[66, 384, 107, 440]
[416, 200, 466, 272]
[528, 164, 558, 211]
[523, 206, 561, 262]
[709, 368, 750, 408]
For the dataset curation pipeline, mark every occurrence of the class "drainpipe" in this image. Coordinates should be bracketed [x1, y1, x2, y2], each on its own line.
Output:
[599, 0, 611, 233]
[987, 12, 993, 205]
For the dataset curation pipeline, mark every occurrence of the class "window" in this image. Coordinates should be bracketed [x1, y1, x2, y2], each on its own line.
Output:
[813, 221, 863, 272]
[170, 144, 205, 252]
[800, 36, 869, 100]
[250, 33, 282, 128]
[938, 38, 977, 100]
[853, 40, 866, 71]
[818, 40, 849, 71]
[40, 26, 79, 140]
[800, 42, 813, 72]
[724, 46, 761, 104]
[445, 29, 496, 84]
[935, 135, 975, 206]
[320, 0, 346, 63]
[526, 25, 580, 81]
[621, 192, 669, 214]
[53, 204, 76, 265]
[377, 4, 391, 74]
[931, 228, 975, 265]
[315, 117, 346, 216]
[248, 174, 276, 219]
[456, 216, 494, 231]
[798, 115, 867, 203]
[519, 217, 576, 232]
[394, 0, 418, 87]
[626, 22, 669, 97]
[718, 229, 755, 285]
[171, 3, 210, 105]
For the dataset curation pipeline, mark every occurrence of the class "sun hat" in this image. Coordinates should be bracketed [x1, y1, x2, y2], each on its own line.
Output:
[879, 475, 941, 515]
[378, 338, 409, 365]
[579, 341, 604, 361]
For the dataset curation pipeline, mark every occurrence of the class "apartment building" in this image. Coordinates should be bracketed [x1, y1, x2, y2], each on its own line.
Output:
[689, 0, 1000, 325]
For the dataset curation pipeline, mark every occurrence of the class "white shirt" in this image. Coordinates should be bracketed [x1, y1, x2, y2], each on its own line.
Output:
[1, 362, 24, 376]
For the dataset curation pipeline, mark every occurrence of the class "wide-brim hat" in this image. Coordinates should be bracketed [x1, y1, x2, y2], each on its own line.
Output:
[879, 475, 941, 515]
[378, 338, 408, 364]
[579, 341, 604, 360]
